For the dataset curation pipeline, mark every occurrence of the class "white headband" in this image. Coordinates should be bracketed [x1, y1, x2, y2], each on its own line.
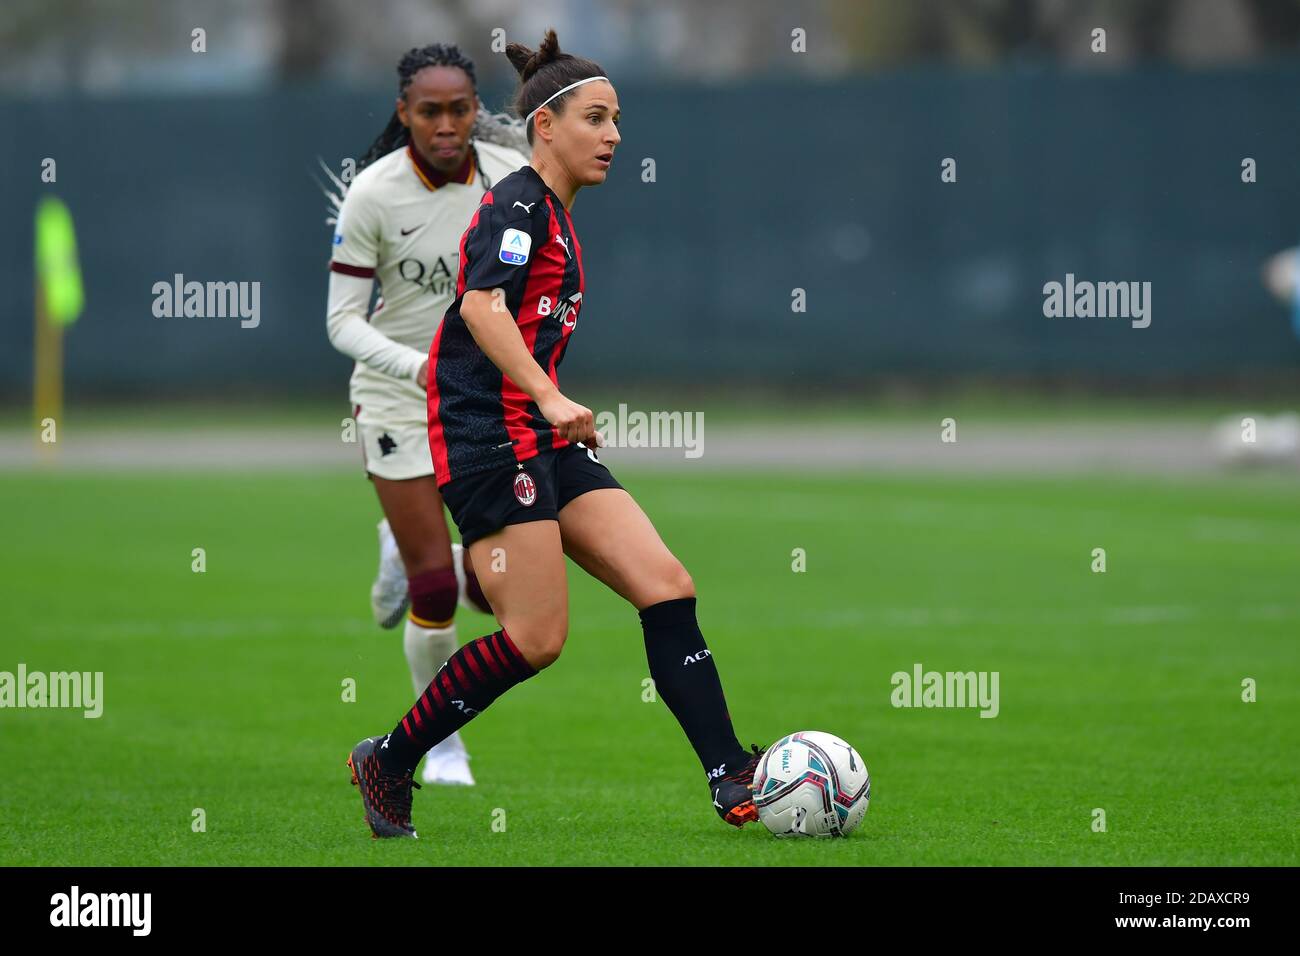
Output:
[525, 76, 609, 124]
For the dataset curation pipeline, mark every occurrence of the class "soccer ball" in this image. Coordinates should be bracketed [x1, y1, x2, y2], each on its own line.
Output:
[752, 731, 870, 838]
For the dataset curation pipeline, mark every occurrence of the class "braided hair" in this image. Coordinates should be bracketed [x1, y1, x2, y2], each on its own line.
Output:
[505, 30, 608, 146]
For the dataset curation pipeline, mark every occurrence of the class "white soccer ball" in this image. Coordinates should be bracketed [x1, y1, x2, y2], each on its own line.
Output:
[753, 731, 870, 838]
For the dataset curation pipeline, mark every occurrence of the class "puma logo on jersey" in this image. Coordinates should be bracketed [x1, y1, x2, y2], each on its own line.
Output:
[554, 234, 571, 257]
[512, 200, 535, 213]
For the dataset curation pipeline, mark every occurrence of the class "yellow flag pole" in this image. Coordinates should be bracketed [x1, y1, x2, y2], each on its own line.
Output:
[33, 196, 81, 460]
[34, 274, 63, 461]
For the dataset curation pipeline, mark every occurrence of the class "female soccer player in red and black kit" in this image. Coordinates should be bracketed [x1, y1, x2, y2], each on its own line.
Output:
[347, 29, 762, 838]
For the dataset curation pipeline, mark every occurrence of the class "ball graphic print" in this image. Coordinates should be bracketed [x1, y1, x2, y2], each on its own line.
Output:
[752, 731, 870, 838]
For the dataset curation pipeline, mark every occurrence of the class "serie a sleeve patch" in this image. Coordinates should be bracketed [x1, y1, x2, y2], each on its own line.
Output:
[499, 227, 531, 265]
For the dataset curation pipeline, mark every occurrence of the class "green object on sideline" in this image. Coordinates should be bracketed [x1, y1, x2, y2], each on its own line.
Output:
[35, 196, 84, 326]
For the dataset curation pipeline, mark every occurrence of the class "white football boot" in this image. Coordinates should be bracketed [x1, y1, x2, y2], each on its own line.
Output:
[420, 731, 475, 786]
[370, 518, 409, 629]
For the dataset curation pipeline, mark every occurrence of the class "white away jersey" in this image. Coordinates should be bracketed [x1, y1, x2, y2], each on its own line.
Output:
[328, 139, 529, 426]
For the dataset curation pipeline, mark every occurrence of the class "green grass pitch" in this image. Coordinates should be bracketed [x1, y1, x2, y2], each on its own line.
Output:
[0, 469, 1296, 865]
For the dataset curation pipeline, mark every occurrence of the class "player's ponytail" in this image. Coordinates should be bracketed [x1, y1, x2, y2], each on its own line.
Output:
[357, 112, 409, 172]
[507, 29, 607, 145]
[470, 107, 529, 155]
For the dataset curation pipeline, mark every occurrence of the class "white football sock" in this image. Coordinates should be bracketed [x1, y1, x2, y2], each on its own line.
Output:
[403, 618, 457, 696]
[404, 618, 469, 763]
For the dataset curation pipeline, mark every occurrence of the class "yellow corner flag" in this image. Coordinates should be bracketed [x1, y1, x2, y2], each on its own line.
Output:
[34, 196, 84, 457]
[36, 197, 84, 326]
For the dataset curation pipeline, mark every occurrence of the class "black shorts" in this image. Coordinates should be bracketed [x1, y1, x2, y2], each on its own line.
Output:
[440, 441, 624, 547]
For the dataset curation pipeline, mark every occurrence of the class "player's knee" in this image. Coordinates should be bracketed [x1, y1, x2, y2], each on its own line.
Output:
[644, 559, 694, 605]
[530, 624, 568, 669]
[407, 567, 458, 626]
[667, 561, 695, 599]
[505, 618, 568, 669]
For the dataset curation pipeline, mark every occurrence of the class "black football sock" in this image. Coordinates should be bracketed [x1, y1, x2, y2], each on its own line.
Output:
[639, 597, 750, 780]
[380, 628, 536, 774]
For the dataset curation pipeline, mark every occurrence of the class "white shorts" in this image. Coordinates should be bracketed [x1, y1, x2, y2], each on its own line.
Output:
[358, 421, 434, 481]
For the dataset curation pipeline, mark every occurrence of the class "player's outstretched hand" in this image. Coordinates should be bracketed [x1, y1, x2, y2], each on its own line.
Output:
[540, 391, 597, 445]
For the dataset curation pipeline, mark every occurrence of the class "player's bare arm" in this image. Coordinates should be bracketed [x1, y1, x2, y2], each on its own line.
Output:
[460, 287, 597, 445]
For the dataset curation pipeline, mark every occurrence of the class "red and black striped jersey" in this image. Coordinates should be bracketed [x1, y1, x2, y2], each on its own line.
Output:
[427, 165, 585, 487]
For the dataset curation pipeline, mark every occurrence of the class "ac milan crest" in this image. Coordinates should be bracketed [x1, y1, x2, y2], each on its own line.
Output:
[513, 471, 537, 506]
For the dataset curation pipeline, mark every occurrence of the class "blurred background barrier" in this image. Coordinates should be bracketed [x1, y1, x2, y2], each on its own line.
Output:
[2, 1, 1299, 403]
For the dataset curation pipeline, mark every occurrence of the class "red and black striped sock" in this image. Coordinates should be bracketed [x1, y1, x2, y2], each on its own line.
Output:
[379, 628, 535, 773]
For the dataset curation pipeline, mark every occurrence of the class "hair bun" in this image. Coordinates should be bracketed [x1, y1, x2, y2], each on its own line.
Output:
[535, 29, 562, 68]
[506, 29, 564, 82]
[504, 42, 534, 77]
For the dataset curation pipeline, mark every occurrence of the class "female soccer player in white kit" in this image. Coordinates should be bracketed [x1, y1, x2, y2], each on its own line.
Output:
[324, 44, 528, 785]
